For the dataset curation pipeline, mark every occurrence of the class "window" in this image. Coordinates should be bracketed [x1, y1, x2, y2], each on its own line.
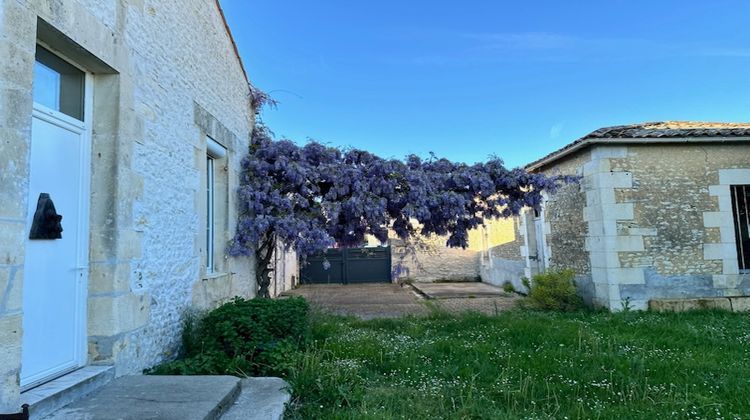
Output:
[33, 45, 85, 120]
[206, 155, 215, 272]
[205, 137, 226, 273]
[732, 185, 750, 271]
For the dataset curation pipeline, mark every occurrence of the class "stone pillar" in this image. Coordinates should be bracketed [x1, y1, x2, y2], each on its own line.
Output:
[583, 146, 646, 310]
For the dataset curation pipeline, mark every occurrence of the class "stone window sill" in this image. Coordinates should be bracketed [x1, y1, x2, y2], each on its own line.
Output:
[202, 271, 229, 281]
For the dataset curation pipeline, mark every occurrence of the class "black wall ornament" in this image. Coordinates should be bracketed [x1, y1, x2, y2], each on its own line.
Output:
[29, 193, 63, 240]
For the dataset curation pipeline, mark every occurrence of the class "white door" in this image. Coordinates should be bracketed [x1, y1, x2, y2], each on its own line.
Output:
[21, 46, 90, 390]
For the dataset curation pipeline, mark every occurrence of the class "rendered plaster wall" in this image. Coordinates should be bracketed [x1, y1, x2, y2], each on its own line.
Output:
[611, 144, 750, 306]
[0, 0, 255, 409]
[269, 248, 299, 298]
[479, 218, 527, 292]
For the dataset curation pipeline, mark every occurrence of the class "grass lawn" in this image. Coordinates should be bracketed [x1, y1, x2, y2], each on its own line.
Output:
[285, 309, 750, 419]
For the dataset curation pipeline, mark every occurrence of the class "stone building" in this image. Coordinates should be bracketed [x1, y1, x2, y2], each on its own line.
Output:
[490, 122, 750, 310]
[0, 0, 257, 414]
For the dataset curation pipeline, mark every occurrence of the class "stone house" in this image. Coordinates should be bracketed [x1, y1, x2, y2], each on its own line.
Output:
[0, 0, 258, 414]
[485, 122, 750, 310]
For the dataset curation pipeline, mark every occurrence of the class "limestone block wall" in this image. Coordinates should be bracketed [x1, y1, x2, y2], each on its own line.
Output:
[0, 0, 256, 408]
[530, 142, 750, 311]
[0, 0, 33, 410]
[93, 0, 256, 373]
[611, 144, 750, 307]
[706, 168, 750, 290]
[580, 146, 642, 309]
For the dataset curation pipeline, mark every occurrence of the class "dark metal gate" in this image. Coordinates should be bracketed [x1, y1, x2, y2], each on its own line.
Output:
[300, 247, 392, 284]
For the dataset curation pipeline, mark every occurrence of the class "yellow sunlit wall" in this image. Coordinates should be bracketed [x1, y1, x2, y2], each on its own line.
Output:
[466, 217, 517, 251]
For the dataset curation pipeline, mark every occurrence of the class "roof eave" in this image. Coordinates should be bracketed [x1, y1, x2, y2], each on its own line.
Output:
[213, 0, 250, 86]
[525, 136, 750, 172]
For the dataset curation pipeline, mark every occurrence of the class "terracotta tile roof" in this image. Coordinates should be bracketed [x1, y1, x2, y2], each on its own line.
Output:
[526, 121, 750, 170]
[581, 121, 750, 139]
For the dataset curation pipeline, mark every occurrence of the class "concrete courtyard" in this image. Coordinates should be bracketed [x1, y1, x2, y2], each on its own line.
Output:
[282, 282, 520, 319]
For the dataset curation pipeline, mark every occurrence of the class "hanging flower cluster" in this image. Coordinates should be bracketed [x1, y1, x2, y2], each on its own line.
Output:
[229, 124, 574, 266]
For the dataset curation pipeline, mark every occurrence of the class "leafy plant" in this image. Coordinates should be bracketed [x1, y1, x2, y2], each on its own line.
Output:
[147, 297, 309, 376]
[524, 269, 583, 311]
[621, 296, 633, 312]
[502, 282, 516, 293]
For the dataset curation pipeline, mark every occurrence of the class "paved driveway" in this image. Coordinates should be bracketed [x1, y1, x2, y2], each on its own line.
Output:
[283, 283, 429, 319]
[283, 283, 520, 319]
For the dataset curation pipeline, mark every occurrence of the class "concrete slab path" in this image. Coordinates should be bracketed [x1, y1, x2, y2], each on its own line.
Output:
[284, 283, 520, 318]
[222, 377, 290, 420]
[283, 283, 429, 319]
[42, 375, 289, 420]
[411, 282, 510, 299]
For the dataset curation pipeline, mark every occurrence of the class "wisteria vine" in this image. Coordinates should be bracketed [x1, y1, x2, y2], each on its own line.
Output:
[230, 90, 574, 296]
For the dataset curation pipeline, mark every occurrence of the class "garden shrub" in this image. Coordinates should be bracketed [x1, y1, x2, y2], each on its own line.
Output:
[147, 296, 309, 376]
[524, 269, 583, 311]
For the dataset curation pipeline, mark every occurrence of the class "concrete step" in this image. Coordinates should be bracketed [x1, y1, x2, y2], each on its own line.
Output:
[42, 375, 241, 420]
[221, 377, 290, 420]
[21, 365, 115, 420]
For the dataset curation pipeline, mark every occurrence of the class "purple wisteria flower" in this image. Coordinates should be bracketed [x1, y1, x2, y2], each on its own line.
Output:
[230, 121, 575, 297]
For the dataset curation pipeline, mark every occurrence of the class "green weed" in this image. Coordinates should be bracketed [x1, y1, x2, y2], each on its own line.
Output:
[286, 309, 750, 419]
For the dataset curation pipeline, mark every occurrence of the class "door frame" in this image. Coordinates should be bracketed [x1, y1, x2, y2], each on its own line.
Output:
[20, 45, 93, 390]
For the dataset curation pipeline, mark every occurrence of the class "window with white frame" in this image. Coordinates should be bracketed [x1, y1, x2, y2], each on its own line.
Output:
[206, 137, 226, 273]
[34, 45, 85, 120]
[731, 185, 750, 271]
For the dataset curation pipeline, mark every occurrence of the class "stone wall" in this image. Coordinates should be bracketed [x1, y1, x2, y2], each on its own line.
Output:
[0, 0, 255, 409]
[533, 142, 750, 310]
[611, 144, 750, 305]
[0, 1, 33, 410]
[529, 151, 594, 302]
[539, 152, 591, 274]
[391, 236, 480, 282]
[390, 218, 520, 283]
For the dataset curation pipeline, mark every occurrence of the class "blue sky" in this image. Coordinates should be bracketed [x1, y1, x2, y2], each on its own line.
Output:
[220, 1, 750, 168]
